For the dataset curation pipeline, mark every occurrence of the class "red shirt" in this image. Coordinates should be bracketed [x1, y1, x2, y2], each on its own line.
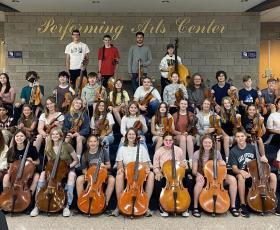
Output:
[98, 46, 120, 75]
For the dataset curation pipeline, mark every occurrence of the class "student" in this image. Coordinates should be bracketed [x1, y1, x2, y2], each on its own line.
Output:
[76, 135, 115, 214]
[17, 104, 38, 138]
[0, 131, 8, 189]
[53, 71, 75, 112]
[192, 135, 239, 217]
[153, 133, 190, 217]
[228, 128, 277, 217]
[30, 127, 79, 217]
[187, 73, 206, 110]
[261, 78, 280, 111]
[113, 128, 154, 217]
[0, 73, 15, 116]
[0, 103, 16, 145]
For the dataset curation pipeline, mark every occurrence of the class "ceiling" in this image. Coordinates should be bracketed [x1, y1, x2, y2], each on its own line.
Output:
[261, 5, 280, 21]
[0, 0, 266, 12]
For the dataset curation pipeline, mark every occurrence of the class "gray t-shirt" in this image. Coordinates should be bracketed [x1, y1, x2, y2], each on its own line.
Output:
[81, 145, 110, 169]
[228, 144, 256, 170]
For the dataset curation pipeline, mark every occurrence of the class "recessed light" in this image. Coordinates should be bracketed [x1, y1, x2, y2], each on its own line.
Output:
[12, 0, 20, 2]
[240, 0, 248, 2]
[161, 0, 170, 3]
[92, 0, 100, 3]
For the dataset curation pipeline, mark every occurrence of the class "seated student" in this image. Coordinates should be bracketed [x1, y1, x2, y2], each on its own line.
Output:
[261, 78, 280, 114]
[228, 128, 277, 218]
[238, 75, 258, 115]
[64, 97, 90, 163]
[76, 135, 115, 214]
[2, 130, 39, 196]
[108, 79, 130, 126]
[14, 71, 44, 120]
[163, 72, 188, 115]
[112, 128, 154, 217]
[0, 103, 16, 145]
[153, 133, 190, 217]
[30, 127, 79, 217]
[33, 96, 64, 152]
[0, 131, 8, 189]
[90, 100, 115, 145]
[81, 72, 106, 118]
[53, 71, 75, 113]
[192, 134, 239, 218]
[172, 99, 196, 163]
[151, 102, 175, 151]
[0, 73, 16, 116]
[17, 104, 38, 139]
[134, 76, 161, 119]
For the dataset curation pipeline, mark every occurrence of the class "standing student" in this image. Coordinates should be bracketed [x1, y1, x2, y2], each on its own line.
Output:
[0, 73, 15, 116]
[128, 31, 152, 93]
[98, 34, 120, 88]
[65, 29, 90, 87]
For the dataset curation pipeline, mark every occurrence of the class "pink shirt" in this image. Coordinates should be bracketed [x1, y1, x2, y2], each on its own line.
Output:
[153, 145, 184, 174]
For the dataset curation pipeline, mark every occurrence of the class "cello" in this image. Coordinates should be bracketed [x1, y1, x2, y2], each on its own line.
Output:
[159, 144, 191, 215]
[118, 139, 148, 217]
[77, 143, 108, 215]
[0, 141, 35, 213]
[36, 141, 69, 214]
[199, 136, 230, 216]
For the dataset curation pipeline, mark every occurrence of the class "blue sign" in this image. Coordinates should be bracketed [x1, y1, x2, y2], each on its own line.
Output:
[8, 51, 22, 58]
[241, 51, 257, 59]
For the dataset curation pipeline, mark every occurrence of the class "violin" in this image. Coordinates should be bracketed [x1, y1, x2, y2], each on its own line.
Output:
[133, 120, 143, 132]
[159, 144, 191, 215]
[162, 117, 173, 133]
[255, 88, 268, 116]
[95, 118, 109, 137]
[187, 111, 198, 135]
[230, 113, 242, 130]
[78, 144, 108, 215]
[252, 113, 264, 138]
[95, 85, 106, 103]
[36, 141, 69, 214]
[204, 79, 215, 109]
[44, 113, 63, 134]
[209, 113, 222, 135]
[199, 136, 230, 215]
[29, 81, 41, 106]
[247, 135, 277, 214]
[61, 92, 72, 112]
[107, 59, 118, 91]
[75, 60, 88, 97]
[175, 88, 184, 107]
[0, 141, 35, 213]
[118, 140, 148, 217]
[139, 88, 155, 108]
[69, 109, 85, 134]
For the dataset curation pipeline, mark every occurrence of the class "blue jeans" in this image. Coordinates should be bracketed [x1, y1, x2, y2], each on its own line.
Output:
[131, 73, 147, 93]
[147, 99, 160, 118]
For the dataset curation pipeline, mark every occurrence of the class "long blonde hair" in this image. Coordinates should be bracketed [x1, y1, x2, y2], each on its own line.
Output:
[220, 96, 235, 123]
[69, 97, 83, 116]
[45, 127, 64, 156]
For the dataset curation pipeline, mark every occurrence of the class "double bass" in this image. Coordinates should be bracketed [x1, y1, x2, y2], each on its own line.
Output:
[36, 141, 69, 214]
[118, 140, 148, 217]
[159, 144, 191, 215]
[77, 143, 108, 215]
[0, 141, 35, 213]
[199, 136, 230, 215]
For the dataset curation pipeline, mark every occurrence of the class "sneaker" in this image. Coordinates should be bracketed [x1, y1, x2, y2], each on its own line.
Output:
[145, 208, 153, 217]
[30, 207, 39, 217]
[111, 208, 119, 217]
[63, 207, 71, 217]
[160, 207, 169, 217]
[275, 206, 280, 216]
[240, 204, 250, 218]
[182, 210, 190, 217]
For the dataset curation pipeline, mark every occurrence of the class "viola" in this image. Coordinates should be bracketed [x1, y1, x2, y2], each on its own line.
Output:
[247, 136, 277, 214]
[29, 81, 41, 106]
[159, 145, 191, 215]
[133, 120, 143, 132]
[44, 113, 63, 134]
[252, 113, 264, 138]
[0, 141, 35, 213]
[227, 88, 240, 109]
[69, 109, 85, 134]
[255, 89, 268, 116]
[77, 144, 108, 215]
[175, 88, 184, 107]
[139, 88, 155, 108]
[209, 113, 222, 135]
[95, 118, 109, 137]
[230, 113, 242, 130]
[204, 79, 215, 109]
[199, 136, 230, 215]
[187, 111, 198, 135]
[118, 140, 148, 217]
[162, 117, 173, 133]
[75, 60, 88, 97]
[36, 141, 69, 214]
[107, 59, 118, 91]
[61, 92, 72, 112]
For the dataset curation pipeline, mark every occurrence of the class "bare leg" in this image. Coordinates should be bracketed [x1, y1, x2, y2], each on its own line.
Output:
[225, 175, 237, 207]
[236, 174, 246, 204]
[193, 176, 205, 208]
[145, 172, 154, 202]
[115, 170, 124, 201]
[105, 175, 115, 206]
[76, 175, 85, 197]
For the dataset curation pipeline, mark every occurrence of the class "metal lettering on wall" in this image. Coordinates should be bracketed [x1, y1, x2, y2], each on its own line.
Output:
[37, 17, 225, 40]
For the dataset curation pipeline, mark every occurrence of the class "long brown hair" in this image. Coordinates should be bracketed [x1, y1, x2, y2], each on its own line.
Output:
[197, 135, 215, 174]
[123, 128, 139, 146]
[220, 96, 235, 123]
[127, 101, 140, 117]
[112, 79, 125, 106]
[0, 130, 5, 153]
[83, 134, 102, 166]
[44, 96, 58, 117]
[7, 129, 28, 163]
[94, 101, 108, 122]
[0, 73, 11, 94]
[154, 102, 168, 125]
[188, 73, 205, 91]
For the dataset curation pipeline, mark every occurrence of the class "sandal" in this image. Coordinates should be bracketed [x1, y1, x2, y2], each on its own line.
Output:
[192, 208, 201, 218]
[230, 207, 240, 217]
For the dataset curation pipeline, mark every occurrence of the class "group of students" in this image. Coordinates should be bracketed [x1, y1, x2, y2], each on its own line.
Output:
[0, 29, 280, 219]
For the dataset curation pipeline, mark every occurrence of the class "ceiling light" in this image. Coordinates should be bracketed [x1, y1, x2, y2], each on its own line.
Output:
[161, 0, 170, 3]
[92, 0, 100, 3]
[12, 0, 20, 2]
[240, 0, 248, 2]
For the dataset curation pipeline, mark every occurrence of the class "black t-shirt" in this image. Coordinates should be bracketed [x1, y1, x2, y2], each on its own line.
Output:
[8, 145, 39, 163]
[238, 88, 257, 105]
[211, 82, 230, 106]
[241, 116, 254, 134]
[228, 144, 256, 170]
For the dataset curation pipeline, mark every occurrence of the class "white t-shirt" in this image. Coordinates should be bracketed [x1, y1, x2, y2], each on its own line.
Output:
[65, 42, 90, 70]
[90, 113, 115, 136]
[159, 54, 182, 79]
[39, 112, 64, 125]
[116, 144, 151, 166]
[134, 86, 161, 102]
[267, 112, 280, 130]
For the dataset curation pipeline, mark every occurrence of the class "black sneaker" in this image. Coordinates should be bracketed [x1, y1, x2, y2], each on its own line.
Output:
[275, 206, 280, 216]
[240, 204, 250, 218]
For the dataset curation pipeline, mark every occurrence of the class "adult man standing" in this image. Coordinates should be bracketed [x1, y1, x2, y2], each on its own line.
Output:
[65, 29, 90, 88]
[128, 31, 152, 93]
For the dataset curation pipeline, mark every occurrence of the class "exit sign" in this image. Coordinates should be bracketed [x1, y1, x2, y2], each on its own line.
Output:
[241, 51, 257, 59]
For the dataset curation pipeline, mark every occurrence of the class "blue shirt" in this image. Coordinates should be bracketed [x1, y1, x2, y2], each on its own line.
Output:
[211, 82, 230, 105]
[20, 85, 44, 103]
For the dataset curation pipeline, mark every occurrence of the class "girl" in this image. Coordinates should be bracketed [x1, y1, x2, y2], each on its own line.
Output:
[64, 97, 90, 163]
[151, 102, 175, 151]
[33, 96, 64, 152]
[2, 130, 39, 196]
[76, 135, 115, 213]
[17, 104, 38, 138]
[153, 133, 190, 217]
[0, 131, 8, 189]
[113, 128, 154, 217]
[30, 127, 79, 217]
[192, 135, 239, 217]
[172, 99, 196, 164]
[187, 73, 206, 110]
[163, 72, 188, 115]
[90, 100, 115, 145]
[108, 79, 130, 126]
[0, 73, 15, 116]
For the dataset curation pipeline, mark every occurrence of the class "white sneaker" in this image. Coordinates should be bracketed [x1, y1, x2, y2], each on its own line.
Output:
[182, 210, 190, 217]
[63, 207, 71, 217]
[160, 208, 169, 217]
[112, 208, 119, 217]
[30, 207, 39, 217]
